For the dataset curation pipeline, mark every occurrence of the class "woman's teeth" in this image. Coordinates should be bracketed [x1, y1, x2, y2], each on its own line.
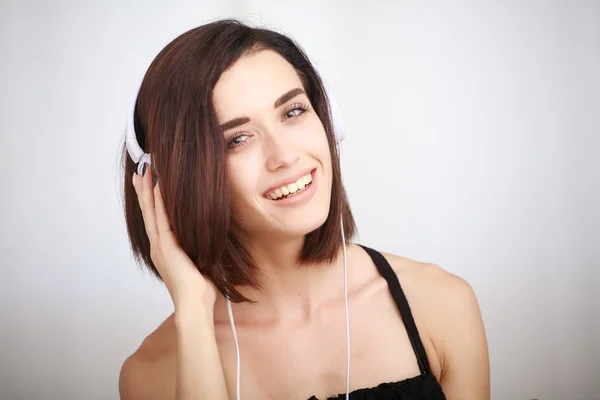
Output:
[268, 173, 313, 200]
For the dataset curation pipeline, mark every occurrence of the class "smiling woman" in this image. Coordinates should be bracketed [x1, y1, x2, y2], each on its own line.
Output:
[214, 50, 336, 241]
[119, 18, 489, 400]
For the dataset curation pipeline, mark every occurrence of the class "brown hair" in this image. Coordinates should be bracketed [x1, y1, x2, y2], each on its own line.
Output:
[121, 19, 356, 302]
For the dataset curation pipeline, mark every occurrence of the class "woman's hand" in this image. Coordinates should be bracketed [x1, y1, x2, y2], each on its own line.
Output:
[124, 163, 230, 400]
[133, 163, 217, 310]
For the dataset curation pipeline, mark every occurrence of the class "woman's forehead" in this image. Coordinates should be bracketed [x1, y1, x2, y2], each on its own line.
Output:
[213, 50, 304, 121]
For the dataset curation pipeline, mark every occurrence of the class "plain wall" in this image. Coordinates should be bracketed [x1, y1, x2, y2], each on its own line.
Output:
[1, 1, 598, 399]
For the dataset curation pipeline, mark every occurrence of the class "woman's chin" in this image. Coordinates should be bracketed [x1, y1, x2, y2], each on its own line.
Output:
[259, 210, 327, 239]
[237, 210, 329, 241]
[279, 219, 327, 238]
[232, 194, 332, 241]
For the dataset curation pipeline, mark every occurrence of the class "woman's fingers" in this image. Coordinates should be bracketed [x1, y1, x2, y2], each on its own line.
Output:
[133, 163, 159, 245]
[133, 163, 215, 306]
[154, 181, 174, 238]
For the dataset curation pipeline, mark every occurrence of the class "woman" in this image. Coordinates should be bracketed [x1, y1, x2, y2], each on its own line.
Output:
[119, 19, 490, 400]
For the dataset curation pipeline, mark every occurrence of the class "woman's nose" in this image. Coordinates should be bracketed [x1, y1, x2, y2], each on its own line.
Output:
[264, 129, 300, 172]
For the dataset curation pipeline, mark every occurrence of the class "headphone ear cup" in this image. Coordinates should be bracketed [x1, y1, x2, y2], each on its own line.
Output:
[137, 153, 152, 176]
[329, 92, 345, 143]
[314, 65, 345, 143]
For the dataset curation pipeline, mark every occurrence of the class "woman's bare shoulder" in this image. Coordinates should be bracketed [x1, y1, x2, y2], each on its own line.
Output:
[380, 251, 481, 333]
[119, 314, 177, 400]
[381, 252, 475, 300]
[381, 251, 489, 392]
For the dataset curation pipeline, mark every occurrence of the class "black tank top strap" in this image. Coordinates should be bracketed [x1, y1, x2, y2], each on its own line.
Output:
[358, 244, 433, 376]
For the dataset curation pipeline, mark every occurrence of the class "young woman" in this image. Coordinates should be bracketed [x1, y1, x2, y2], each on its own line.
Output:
[118, 19, 489, 400]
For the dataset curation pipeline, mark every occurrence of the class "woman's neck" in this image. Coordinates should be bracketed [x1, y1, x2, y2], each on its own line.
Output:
[224, 235, 348, 323]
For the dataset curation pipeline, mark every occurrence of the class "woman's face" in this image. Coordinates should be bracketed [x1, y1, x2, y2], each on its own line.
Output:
[213, 50, 333, 241]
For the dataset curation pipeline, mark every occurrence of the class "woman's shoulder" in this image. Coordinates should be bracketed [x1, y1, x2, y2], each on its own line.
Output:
[350, 243, 477, 309]
[381, 250, 476, 305]
[379, 249, 481, 330]
[119, 314, 177, 400]
[376, 248, 487, 384]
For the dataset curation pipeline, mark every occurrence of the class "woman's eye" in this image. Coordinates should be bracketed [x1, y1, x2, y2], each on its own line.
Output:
[229, 134, 249, 149]
[283, 103, 309, 120]
[286, 108, 303, 119]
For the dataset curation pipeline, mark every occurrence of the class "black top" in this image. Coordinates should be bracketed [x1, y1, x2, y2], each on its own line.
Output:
[308, 245, 447, 400]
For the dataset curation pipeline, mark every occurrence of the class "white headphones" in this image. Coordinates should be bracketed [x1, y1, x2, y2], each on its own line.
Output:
[125, 54, 350, 400]
[125, 63, 345, 176]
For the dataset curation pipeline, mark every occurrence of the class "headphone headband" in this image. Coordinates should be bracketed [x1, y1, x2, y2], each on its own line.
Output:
[125, 60, 344, 175]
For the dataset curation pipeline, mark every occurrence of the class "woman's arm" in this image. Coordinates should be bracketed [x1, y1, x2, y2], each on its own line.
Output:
[174, 304, 229, 399]
[431, 269, 490, 400]
[118, 305, 228, 400]
[390, 256, 490, 400]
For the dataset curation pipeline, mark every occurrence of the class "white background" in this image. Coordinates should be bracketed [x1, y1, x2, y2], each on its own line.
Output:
[1, 1, 598, 399]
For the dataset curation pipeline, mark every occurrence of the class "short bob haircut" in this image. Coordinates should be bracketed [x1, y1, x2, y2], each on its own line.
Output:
[121, 19, 356, 302]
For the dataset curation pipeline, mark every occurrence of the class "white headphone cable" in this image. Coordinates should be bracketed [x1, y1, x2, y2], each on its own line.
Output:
[338, 138, 350, 400]
[226, 244, 349, 400]
[226, 243, 349, 400]
[226, 297, 241, 400]
[341, 216, 350, 400]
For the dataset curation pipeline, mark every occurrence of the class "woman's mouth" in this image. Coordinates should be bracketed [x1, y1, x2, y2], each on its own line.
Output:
[266, 171, 313, 201]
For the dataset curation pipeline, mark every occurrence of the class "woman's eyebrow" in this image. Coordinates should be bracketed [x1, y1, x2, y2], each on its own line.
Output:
[220, 117, 249, 132]
[274, 88, 305, 108]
